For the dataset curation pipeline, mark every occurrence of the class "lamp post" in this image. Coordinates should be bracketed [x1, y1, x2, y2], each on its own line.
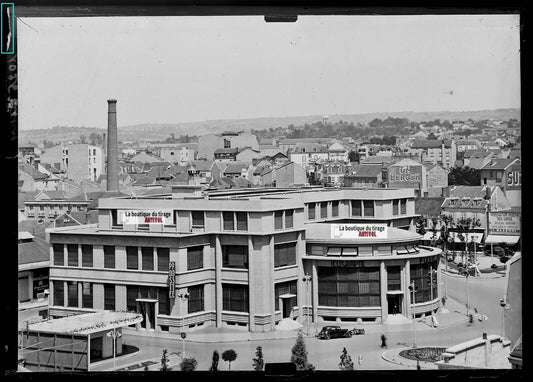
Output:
[464, 271, 470, 315]
[409, 282, 417, 348]
[499, 298, 510, 339]
[106, 327, 122, 371]
[177, 292, 189, 359]
[302, 274, 312, 335]
[428, 267, 438, 327]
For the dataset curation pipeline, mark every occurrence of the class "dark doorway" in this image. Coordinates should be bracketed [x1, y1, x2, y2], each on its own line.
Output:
[387, 294, 402, 315]
[282, 297, 296, 318]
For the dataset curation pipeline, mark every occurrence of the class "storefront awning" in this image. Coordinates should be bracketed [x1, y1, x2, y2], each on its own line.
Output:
[485, 235, 520, 245]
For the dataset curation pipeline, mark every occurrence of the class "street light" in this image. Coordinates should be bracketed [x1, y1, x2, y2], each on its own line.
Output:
[302, 274, 312, 335]
[464, 270, 470, 315]
[106, 327, 122, 371]
[500, 298, 510, 340]
[409, 282, 417, 348]
[177, 292, 189, 359]
[427, 267, 438, 327]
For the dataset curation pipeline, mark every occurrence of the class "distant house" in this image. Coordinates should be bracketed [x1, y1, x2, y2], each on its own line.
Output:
[236, 147, 261, 162]
[187, 160, 213, 185]
[289, 143, 329, 167]
[157, 143, 198, 165]
[130, 151, 165, 164]
[343, 164, 384, 188]
[259, 144, 283, 158]
[260, 161, 307, 187]
[222, 162, 251, 179]
[464, 151, 494, 170]
[214, 148, 239, 161]
[409, 139, 457, 169]
[319, 162, 348, 186]
[198, 131, 259, 160]
[424, 163, 448, 197]
[479, 158, 520, 209]
[386, 159, 428, 197]
[327, 142, 348, 162]
[18, 163, 56, 192]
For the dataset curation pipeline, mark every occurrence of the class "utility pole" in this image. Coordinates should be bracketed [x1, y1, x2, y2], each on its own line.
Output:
[177, 292, 189, 359]
[409, 282, 417, 348]
[302, 274, 312, 336]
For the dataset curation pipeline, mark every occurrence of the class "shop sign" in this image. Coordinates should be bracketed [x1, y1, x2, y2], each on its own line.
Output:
[331, 224, 388, 239]
[506, 163, 521, 190]
[118, 209, 173, 225]
[489, 212, 520, 234]
[388, 164, 423, 188]
[168, 261, 176, 298]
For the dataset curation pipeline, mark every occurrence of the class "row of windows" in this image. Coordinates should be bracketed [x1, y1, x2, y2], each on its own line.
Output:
[307, 201, 340, 220]
[392, 199, 408, 216]
[410, 261, 439, 303]
[308, 244, 418, 257]
[274, 210, 294, 230]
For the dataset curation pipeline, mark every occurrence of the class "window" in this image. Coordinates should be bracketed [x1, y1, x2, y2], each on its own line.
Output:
[18, 277, 30, 303]
[104, 284, 115, 310]
[496, 172, 503, 182]
[187, 246, 204, 270]
[188, 285, 204, 313]
[332, 201, 339, 217]
[392, 200, 399, 216]
[275, 280, 297, 310]
[285, 210, 294, 228]
[387, 266, 401, 291]
[191, 211, 204, 228]
[82, 245, 93, 267]
[320, 202, 328, 219]
[410, 261, 439, 303]
[126, 285, 139, 312]
[222, 245, 248, 269]
[158, 287, 170, 315]
[126, 246, 138, 270]
[53, 244, 64, 266]
[104, 246, 115, 269]
[400, 199, 407, 215]
[66, 244, 78, 266]
[141, 247, 154, 271]
[274, 211, 283, 230]
[318, 267, 380, 307]
[67, 281, 78, 307]
[157, 248, 170, 271]
[53, 281, 64, 306]
[377, 245, 392, 256]
[308, 203, 316, 220]
[223, 211, 234, 231]
[223, 284, 248, 312]
[274, 242, 297, 267]
[363, 200, 374, 217]
[236, 212, 248, 231]
[111, 210, 121, 227]
[351, 200, 362, 216]
[82, 282, 93, 308]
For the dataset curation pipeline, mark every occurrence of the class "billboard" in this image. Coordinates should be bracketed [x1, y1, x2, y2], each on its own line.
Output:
[331, 224, 388, 239]
[387, 163, 423, 189]
[506, 163, 521, 191]
[118, 210, 173, 225]
[489, 212, 520, 234]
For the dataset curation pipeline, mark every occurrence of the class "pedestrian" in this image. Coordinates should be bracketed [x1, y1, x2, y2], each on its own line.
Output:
[416, 360, 421, 370]
[358, 354, 363, 365]
[380, 334, 387, 349]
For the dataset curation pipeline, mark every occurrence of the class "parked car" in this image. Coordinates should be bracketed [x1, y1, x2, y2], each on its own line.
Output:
[317, 325, 353, 340]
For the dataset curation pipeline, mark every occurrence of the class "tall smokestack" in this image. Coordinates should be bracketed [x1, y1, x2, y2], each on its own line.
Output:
[107, 99, 119, 191]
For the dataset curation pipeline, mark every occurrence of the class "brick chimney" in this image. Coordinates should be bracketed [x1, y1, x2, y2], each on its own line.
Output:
[107, 99, 119, 191]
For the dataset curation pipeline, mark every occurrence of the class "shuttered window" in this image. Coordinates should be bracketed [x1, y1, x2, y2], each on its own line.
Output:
[274, 242, 297, 268]
[187, 246, 204, 270]
[81, 245, 93, 267]
[126, 285, 139, 312]
[222, 245, 248, 269]
[68, 281, 78, 307]
[191, 211, 204, 227]
[308, 203, 316, 220]
[236, 212, 248, 231]
[104, 246, 115, 269]
[53, 281, 64, 306]
[285, 210, 294, 228]
[274, 211, 283, 230]
[188, 285, 204, 313]
[104, 284, 115, 310]
[126, 246, 138, 270]
[332, 201, 339, 217]
[157, 248, 170, 271]
[223, 212, 234, 231]
[320, 202, 328, 218]
[351, 200, 362, 216]
[82, 282, 93, 308]
[53, 244, 64, 266]
[158, 287, 170, 315]
[141, 247, 154, 271]
[363, 200, 374, 217]
[67, 244, 78, 266]
[222, 284, 248, 312]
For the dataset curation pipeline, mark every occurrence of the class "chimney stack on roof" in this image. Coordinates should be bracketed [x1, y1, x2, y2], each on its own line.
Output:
[107, 99, 119, 191]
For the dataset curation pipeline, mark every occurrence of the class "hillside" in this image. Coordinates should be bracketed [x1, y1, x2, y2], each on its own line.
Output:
[18, 108, 520, 145]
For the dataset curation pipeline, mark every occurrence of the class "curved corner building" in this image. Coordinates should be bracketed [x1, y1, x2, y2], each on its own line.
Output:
[46, 186, 442, 333]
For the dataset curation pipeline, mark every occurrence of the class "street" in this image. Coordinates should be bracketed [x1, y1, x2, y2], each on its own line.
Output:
[91, 272, 508, 371]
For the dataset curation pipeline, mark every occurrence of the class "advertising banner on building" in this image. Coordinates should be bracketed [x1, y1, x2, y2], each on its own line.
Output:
[331, 224, 388, 239]
[118, 210, 173, 225]
[489, 212, 521, 234]
[387, 163, 423, 189]
[506, 163, 521, 191]
[168, 262, 176, 298]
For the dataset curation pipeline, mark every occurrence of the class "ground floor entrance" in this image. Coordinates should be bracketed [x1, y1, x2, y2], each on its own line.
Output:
[136, 299, 157, 330]
[387, 293, 403, 315]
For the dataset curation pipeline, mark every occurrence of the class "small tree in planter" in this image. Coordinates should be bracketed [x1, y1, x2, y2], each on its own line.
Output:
[210, 350, 220, 372]
[180, 357, 197, 372]
[338, 347, 354, 371]
[291, 332, 315, 371]
[222, 349, 237, 370]
[252, 346, 265, 371]
[160, 349, 171, 371]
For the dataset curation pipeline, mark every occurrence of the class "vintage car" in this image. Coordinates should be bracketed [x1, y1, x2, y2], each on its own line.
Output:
[317, 325, 354, 340]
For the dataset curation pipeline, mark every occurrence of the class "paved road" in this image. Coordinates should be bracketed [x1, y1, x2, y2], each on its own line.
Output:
[91, 272, 508, 371]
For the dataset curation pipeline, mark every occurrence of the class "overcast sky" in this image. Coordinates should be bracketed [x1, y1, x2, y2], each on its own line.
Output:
[17, 14, 520, 130]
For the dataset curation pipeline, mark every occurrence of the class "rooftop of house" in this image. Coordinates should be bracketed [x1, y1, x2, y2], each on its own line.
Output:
[18, 235, 50, 266]
[188, 160, 213, 171]
[214, 148, 239, 155]
[223, 162, 251, 174]
[347, 164, 383, 177]
[411, 139, 453, 149]
[19, 163, 48, 180]
[480, 158, 519, 171]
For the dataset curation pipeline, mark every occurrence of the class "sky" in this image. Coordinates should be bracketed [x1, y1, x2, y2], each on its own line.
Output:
[17, 14, 521, 130]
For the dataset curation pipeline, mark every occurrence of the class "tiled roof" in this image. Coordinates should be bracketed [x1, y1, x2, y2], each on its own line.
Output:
[19, 164, 48, 180]
[214, 148, 239, 154]
[480, 158, 519, 171]
[223, 162, 250, 174]
[18, 191, 40, 209]
[411, 139, 453, 149]
[18, 236, 50, 266]
[359, 156, 394, 164]
[189, 160, 213, 171]
[347, 164, 383, 177]
[449, 185, 486, 198]
[291, 143, 329, 153]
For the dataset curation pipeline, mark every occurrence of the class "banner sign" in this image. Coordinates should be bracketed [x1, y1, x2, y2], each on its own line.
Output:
[387, 164, 423, 189]
[331, 224, 388, 239]
[489, 212, 520, 234]
[118, 210, 173, 225]
[168, 261, 176, 298]
[506, 163, 521, 190]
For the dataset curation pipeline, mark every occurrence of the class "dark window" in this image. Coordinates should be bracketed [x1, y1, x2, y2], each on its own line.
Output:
[318, 267, 380, 307]
[126, 285, 139, 312]
[410, 261, 439, 303]
[363, 200, 374, 217]
[320, 202, 328, 218]
[126, 246, 138, 270]
[191, 211, 204, 227]
[274, 211, 283, 230]
[387, 266, 401, 291]
[351, 200, 362, 216]
[332, 201, 339, 217]
[157, 248, 170, 271]
[187, 246, 204, 270]
[67, 244, 78, 266]
[67, 281, 78, 307]
[81, 245, 93, 267]
[223, 284, 248, 312]
[222, 245, 248, 269]
[158, 287, 170, 315]
[53, 244, 64, 266]
[104, 284, 115, 310]
[236, 212, 248, 231]
[223, 211, 234, 231]
[285, 210, 294, 228]
[53, 281, 64, 306]
[104, 246, 115, 269]
[111, 210, 121, 227]
[308, 203, 316, 220]
[139, 286, 157, 299]
[141, 247, 154, 271]
[392, 200, 399, 216]
[275, 280, 297, 310]
[188, 285, 204, 313]
[82, 282, 92, 308]
[400, 199, 407, 215]
[274, 242, 297, 268]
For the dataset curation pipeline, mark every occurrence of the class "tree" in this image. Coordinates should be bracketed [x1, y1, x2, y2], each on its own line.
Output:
[180, 357, 197, 372]
[160, 349, 171, 371]
[290, 332, 315, 371]
[427, 132, 438, 140]
[222, 349, 237, 370]
[348, 150, 359, 163]
[252, 346, 265, 371]
[210, 350, 220, 372]
[89, 133, 103, 146]
[415, 216, 426, 235]
[80, 134, 87, 144]
[338, 347, 354, 370]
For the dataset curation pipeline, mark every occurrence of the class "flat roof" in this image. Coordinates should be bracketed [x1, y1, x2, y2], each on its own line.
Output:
[28, 311, 143, 335]
[305, 223, 421, 245]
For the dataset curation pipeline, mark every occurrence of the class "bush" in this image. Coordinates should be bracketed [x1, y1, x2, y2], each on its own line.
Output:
[179, 357, 197, 372]
[291, 332, 315, 371]
[222, 349, 237, 370]
[210, 350, 219, 372]
[252, 346, 265, 371]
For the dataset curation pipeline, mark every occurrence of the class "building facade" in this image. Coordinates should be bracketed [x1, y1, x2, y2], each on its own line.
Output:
[46, 187, 441, 334]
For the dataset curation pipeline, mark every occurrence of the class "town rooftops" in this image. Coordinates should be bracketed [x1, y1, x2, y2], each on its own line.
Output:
[480, 158, 519, 171]
[223, 162, 250, 174]
[214, 148, 239, 154]
[347, 164, 383, 177]
[19, 164, 48, 180]
[411, 139, 453, 149]
[18, 235, 50, 266]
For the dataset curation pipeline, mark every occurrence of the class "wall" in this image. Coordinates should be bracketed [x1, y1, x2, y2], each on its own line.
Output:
[437, 335, 511, 369]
